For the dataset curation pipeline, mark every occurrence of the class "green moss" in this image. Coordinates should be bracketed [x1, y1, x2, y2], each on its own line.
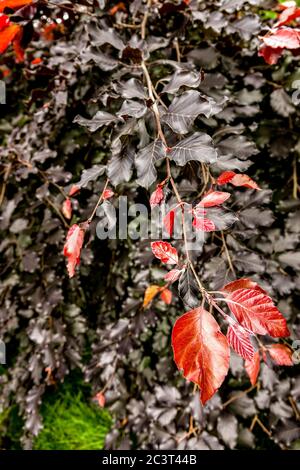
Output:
[34, 382, 112, 450]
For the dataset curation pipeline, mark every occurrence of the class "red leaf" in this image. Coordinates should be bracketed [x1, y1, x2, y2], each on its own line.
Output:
[222, 278, 268, 295]
[0, 14, 10, 31]
[160, 288, 172, 305]
[103, 188, 114, 200]
[151, 241, 178, 265]
[163, 209, 175, 236]
[172, 307, 230, 404]
[13, 31, 24, 62]
[62, 198, 72, 220]
[198, 191, 231, 208]
[275, 6, 300, 27]
[0, 23, 20, 54]
[258, 45, 284, 65]
[108, 1, 126, 15]
[267, 344, 293, 366]
[231, 173, 260, 190]
[245, 351, 260, 385]
[227, 323, 254, 361]
[69, 185, 80, 197]
[193, 217, 215, 232]
[63, 224, 85, 278]
[217, 171, 236, 185]
[217, 171, 260, 189]
[164, 268, 183, 283]
[150, 185, 164, 208]
[31, 57, 43, 65]
[262, 27, 300, 49]
[226, 288, 290, 338]
[0, 0, 33, 12]
[94, 392, 106, 408]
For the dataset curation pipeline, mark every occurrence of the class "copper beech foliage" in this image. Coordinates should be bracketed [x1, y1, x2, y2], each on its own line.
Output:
[1, 0, 300, 447]
[55, 1, 294, 405]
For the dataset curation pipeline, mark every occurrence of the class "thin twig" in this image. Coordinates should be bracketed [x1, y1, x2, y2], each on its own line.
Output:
[221, 231, 236, 276]
[86, 178, 110, 224]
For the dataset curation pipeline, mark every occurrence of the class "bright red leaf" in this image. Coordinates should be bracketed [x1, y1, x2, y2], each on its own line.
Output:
[69, 184, 80, 197]
[160, 288, 172, 304]
[222, 278, 268, 295]
[198, 191, 231, 207]
[227, 323, 254, 361]
[172, 307, 230, 404]
[62, 198, 72, 220]
[151, 241, 178, 264]
[217, 171, 236, 185]
[0, 14, 9, 31]
[193, 216, 215, 232]
[262, 27, 300, 49]
[258, 45, 284, 65]
[245, 350, 260, 386]
[150, 185, 164, 208]
[164, 268, 183, 283]
[63, 224, 85, 278]
[225, 288, 290, 338]
[267, 344, 293, 366]
[103, 188, 114, 200]
[163, 209, 175, 236]
[275, 6, 300, 27]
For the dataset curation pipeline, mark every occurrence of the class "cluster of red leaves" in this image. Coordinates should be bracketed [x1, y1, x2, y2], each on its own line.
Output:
[259, 1, 300, 64]
[172, 278, 291, 404]
[0, 1, 34, 61]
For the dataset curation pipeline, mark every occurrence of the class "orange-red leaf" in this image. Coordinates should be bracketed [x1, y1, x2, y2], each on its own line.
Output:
[143, 285, 161, 308]
[227, 323, 254, 361]
[172, 307, 230, 404]
[160, 288, 172, 305]
[222, 278, 268, 295]
[62, 198, 72, 220]
[0, 23, 20, 53]
[198, 191, 231, 207]
[217, 171, 236, 185]
[69, 184, 80, 197]
[231, 173, 260, 190]
[226, 288, 290, 338]
[0, 0, 33, 12]
[63, 224, 85, 278]
[267, 344, 293, 366]
[151, 241, 178, 265]
[94, 392, 106, 408]
[245, 350, 260, 385]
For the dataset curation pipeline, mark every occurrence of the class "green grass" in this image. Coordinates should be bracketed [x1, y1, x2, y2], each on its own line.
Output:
[34, 386, 112, 450]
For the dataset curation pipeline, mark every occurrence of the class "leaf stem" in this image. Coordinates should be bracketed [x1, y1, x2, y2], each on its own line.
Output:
[86, 178, 110, 224]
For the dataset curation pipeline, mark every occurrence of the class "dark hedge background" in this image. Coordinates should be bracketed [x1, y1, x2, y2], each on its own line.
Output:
[0, 0, 300, 450]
